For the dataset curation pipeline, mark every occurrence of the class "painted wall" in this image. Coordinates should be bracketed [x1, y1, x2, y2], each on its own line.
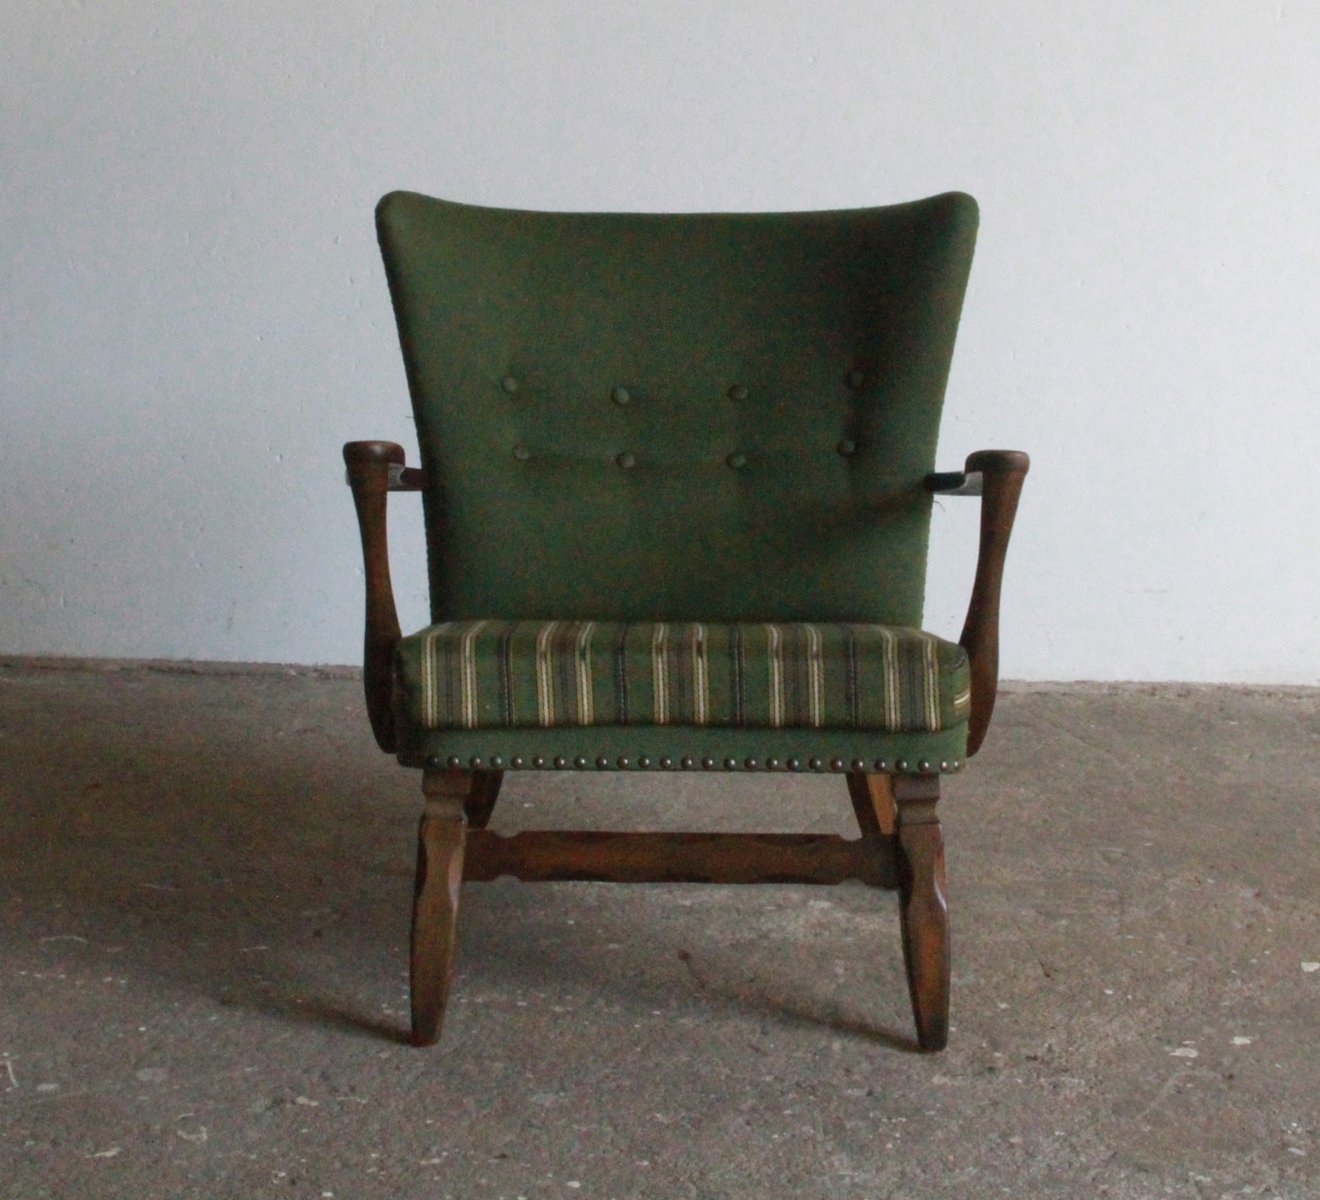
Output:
[4, 2, 1317, 682]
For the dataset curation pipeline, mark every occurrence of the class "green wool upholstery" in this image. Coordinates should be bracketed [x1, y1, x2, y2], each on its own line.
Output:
[377, 191, 981, 775]
[395, 620, 970, 733]
[375, 191, 979, 630]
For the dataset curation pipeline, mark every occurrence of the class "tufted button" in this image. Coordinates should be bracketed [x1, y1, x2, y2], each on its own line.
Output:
[611, 386, 631, 406]
[616, 450, 636, 470]
[846, 369, 865, 389]
[727, 384, 748, 401]
[726, 451, 747, 469]
[512, 444, 531, 462]
[502, 375, 519, 394]
[836, 438, 857, 457]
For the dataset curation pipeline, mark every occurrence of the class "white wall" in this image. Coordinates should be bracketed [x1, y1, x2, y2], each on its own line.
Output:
[3, 1, 1317, 682]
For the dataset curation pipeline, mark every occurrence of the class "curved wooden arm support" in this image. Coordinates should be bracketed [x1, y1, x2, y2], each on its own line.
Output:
[927, 450, 1029, 755]
[344, 440, 410, 752]
[956, 450, 1029, 755]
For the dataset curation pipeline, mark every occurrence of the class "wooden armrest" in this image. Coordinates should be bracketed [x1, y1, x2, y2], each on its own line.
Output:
[343, 440, 418, 752]
[928, 449, 1029, 756]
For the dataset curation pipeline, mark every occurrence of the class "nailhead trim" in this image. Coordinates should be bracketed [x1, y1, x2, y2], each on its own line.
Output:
[421, 751, 966, 773]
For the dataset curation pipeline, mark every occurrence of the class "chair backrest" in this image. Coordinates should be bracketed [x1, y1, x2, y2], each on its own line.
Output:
[376, 191, 978, 628]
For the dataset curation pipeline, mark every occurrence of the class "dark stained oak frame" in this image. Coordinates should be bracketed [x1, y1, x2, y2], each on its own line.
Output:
[344, 440, 1028, 1051]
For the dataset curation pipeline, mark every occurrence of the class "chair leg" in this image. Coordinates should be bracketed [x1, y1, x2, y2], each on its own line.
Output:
[893, 776, 950, 1052]
[464, 769, 503, 830]
[845, 771, 897, 839]
[410, 769, 470, 1047]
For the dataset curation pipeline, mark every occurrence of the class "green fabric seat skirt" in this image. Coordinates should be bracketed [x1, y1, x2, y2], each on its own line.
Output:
[395, 620, 970, 734]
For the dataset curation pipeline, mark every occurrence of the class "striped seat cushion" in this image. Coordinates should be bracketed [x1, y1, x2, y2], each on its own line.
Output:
[395, 621, 970, 734]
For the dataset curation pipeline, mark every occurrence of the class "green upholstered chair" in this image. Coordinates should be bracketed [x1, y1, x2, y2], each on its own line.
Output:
[345, 190, 1028, 1050]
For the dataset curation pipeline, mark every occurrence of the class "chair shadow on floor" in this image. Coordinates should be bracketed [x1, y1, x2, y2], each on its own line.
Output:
[2, 693, 923, 1054]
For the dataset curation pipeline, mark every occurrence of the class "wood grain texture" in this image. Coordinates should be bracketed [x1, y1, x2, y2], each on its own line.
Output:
[410, 770, 470, 1047]
[893, 775, 949, 1051]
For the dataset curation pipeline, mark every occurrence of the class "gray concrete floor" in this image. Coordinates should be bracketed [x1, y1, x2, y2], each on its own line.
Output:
[0, 661, 1317, 1199]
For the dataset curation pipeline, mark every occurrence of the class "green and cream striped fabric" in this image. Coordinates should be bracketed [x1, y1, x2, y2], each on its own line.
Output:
[395, 621, 970, 734]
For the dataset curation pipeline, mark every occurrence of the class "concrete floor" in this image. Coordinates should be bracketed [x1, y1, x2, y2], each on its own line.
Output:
[0, 661, 1316, 1199]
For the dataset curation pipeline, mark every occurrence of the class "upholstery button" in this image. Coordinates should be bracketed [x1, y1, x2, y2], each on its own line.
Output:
[611, 386, 631, 405]
[727, 384, 748, 401]
[847, 369, 865, 389]
[502, 375, 519, 393]
[616, 451, 636, 470]
[837, 438, 857, 457]
[726, 451, 747, 469]
[512, 444, 531, 462]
